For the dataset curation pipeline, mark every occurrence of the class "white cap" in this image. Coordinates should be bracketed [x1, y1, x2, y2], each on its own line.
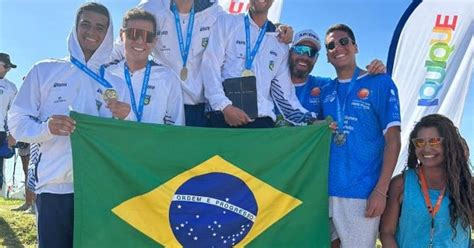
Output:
[293, 29, 321, 51]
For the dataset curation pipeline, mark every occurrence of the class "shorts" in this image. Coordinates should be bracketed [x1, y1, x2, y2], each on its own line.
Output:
[329, 196, 380, 248]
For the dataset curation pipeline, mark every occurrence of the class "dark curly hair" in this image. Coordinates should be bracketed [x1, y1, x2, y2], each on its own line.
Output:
[407, 114, 472, 237]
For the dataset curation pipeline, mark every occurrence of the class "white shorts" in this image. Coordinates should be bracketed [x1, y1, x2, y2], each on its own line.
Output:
[329, 196, 380, 248]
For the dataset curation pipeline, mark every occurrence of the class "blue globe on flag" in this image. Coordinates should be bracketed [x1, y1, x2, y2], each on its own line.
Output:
[169, 172, 258, 247]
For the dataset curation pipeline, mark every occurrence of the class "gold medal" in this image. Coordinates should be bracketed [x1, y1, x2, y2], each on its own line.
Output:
[102, 88, 118, 102]
[180, 67, 188, 81]
[241, 69, 254, 77]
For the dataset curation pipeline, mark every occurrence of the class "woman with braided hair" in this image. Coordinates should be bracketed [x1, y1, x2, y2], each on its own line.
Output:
[380, 114, 472, 247]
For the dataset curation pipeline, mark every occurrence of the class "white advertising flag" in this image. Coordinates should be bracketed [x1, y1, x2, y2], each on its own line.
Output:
[387, 0, 474, 173]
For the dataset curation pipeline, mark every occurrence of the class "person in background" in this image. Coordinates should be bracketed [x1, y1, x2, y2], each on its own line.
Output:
[320, 23, 401, 247]
[380, 114, 472, 247]
[0, 52, 18, 191]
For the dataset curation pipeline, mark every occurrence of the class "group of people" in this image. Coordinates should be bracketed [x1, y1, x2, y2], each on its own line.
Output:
[1, 0, 471, 247]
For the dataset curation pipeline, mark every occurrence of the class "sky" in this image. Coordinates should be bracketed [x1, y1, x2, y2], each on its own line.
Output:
[0, 0, 473, 152]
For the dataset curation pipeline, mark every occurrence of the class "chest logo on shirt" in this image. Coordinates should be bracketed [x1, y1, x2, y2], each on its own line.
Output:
[54, 96, 67, 104]
[201, 37, 209, 48]
[144, 95, 152, 105]
[236, 40, 245, 45]
[269, 60, 275, 71]
[357, 88, 370, 100]
[147, 85, 155, 90]
[53, 82, 68, 88]
[310, 87, 321, 97]
[200, 26, 210, 32]
[269, 50, 278, 57]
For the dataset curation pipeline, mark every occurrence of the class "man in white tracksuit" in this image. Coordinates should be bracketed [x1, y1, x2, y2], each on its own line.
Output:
[203, 0, 316, 128]
[112, 0, 293, 127]
[105, 8, 185, 125]
[111, 0, 224, 126]
[7, 3, 129, 247]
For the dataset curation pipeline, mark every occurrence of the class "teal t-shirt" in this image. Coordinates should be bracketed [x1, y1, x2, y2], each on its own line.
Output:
[396, 168, 471, 247]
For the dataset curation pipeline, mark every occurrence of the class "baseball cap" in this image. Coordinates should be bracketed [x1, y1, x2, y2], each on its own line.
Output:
[293, 29, 321, 51]
[0, 53, 17, 69]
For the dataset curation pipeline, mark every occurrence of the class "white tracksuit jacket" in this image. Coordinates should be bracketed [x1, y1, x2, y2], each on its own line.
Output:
[105, 61, 185, 125]
[202, 14, 316, 125]
[0, 78, 17, 131]
[7, 17, 126, 194]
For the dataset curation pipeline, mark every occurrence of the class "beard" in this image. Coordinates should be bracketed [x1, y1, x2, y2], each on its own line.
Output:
[289, 60, 314, 79]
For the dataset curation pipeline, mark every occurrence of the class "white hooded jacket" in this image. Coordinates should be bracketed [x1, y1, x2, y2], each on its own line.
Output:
[7, 13, 121, 194]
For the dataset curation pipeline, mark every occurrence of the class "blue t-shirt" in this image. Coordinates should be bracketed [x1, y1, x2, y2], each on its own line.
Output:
[275, 75, 330, 126]
[321, 73, 401, 198]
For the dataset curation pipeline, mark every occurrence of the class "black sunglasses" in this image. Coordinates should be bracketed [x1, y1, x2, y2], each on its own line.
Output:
[124, 28, 156, 43]
[325, 37, 354, 51]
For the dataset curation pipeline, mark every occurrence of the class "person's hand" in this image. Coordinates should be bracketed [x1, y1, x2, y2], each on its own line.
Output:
[222, 105, 250, 127]
[366, 59, 386, 74]
[329, 121, 338, 133]
[365, 188, 387, 218]
[7, 135, 16, 148]
[48, 115, 76, 136]
[277, 24, 294, 44]
[106, 99, 131, 120]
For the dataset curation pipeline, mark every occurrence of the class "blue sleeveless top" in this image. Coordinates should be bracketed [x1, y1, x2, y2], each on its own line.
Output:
[396, 169, 470, 247]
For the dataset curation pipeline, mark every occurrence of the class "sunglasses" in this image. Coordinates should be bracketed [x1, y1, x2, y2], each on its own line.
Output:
[411, 137, 444, 148]
[325, 37, 354, 51]
[291, 45, 319, 58]
[124, 28, 156, 43]
[0, 62, 9, 69]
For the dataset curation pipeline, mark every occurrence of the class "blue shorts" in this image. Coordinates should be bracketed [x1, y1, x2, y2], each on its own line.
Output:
[36, 193, 74, 248]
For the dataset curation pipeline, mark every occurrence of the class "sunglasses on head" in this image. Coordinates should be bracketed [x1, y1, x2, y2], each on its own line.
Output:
[291, 45, 319, 58]
[325, 37, 354, 51]
[411, 137, 444, 148]
[124, 28, 156, 43]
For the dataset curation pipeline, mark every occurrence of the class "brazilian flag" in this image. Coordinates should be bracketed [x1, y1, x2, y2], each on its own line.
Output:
[71, 112, 331, 247]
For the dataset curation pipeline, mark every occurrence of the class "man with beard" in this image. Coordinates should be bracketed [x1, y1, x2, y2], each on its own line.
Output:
[203, 0, 314, 128]
[276, 29, 385, 126]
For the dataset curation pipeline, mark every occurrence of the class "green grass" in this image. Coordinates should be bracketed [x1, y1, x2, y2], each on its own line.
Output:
[0, 197, 37, 248]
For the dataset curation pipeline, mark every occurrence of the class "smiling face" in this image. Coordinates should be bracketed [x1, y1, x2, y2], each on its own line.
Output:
[121, 19, 156, 67]
[325, 30, 358, 72]
[289, 40, 318, 81]
[414, 127, 445, 168]
[76, 10, 109, 61]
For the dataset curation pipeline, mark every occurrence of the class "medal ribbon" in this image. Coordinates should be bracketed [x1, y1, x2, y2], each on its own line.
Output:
[171, 3, 195, 69]
[71, 56, 113, 88]
[244, 14, 268, 71]
[335, 67, 360, 136]
[418, 166, 446, 247]
[124, 61, 152, 122]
